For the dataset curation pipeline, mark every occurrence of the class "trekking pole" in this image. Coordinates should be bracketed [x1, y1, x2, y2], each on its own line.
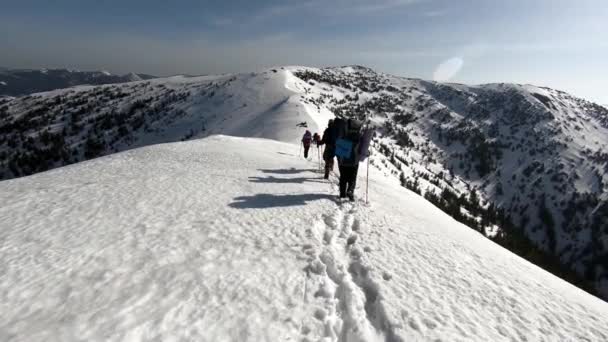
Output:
[365, 115, 371, 204]
[317, 146, 321, 170]
[366, 156, 370, 204]
[299, 142, 302, 157]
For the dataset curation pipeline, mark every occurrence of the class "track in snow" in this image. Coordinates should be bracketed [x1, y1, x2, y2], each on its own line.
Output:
[300, 202, 399, 342]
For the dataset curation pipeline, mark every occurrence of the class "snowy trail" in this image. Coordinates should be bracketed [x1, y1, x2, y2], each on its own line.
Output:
[1, 135, 608, 341]
[301, 202, 388, 342]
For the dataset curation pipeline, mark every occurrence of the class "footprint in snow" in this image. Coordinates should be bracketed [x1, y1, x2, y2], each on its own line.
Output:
[301, 325, 311, 335]
[313, 308, 327, 321]
[352, 218, 361, 232]
[346, 234, 358, 246]
[301, 244, 313, 250]
[323, 230, 334, 245]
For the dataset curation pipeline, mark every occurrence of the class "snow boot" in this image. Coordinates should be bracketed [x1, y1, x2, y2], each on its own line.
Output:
[347, 191, 355, 202]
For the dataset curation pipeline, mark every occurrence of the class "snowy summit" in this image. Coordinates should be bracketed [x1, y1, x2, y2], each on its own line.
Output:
[0, 66, 608, 341]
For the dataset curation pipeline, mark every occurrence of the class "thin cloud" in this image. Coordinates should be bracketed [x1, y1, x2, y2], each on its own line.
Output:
[354, 0, 425, 12]
[249, 1, 318, 22]
[460, 40, 608, 58]
[423, 9, 448, 17]
[234, 0, 427, 23]
[358, 49, 444, 59]
[206, 0, 436, 37]
[208, 16, 234, 28]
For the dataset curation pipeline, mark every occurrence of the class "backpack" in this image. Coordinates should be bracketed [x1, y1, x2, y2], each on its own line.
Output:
[344, 119, 362, 140]
[302, 131, 312, 145]
[334, 118, 362, 161]
[333, 117, 347, 141]
[335, 138, 353, 158]
[333, 117, 361, 140]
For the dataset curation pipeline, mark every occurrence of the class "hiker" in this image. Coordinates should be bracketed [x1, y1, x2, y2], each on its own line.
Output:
[301, 130, 312, 158]
[318, 119, 336, 179]
[313, 132, 321, 146]
[334, 118, 363, 201]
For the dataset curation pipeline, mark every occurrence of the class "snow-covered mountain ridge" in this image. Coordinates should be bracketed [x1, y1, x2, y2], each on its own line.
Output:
[1, 135, 607, 341]
[0, 65, 606, 299]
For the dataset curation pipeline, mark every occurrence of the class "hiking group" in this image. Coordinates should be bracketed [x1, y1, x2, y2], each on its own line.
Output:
[301, 118, 372, 201]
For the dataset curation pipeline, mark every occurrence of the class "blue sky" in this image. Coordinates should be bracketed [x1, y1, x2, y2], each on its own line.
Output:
[1, 0, 607, 103]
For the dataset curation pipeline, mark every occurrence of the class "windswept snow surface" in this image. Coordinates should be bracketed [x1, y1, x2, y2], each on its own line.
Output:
[1, 136, 608, 341]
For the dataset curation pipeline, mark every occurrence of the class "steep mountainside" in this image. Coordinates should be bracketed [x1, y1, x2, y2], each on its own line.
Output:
[0, 66, 606, 298]
[292, 67, 608, 298]
[0, 68, 156, 97]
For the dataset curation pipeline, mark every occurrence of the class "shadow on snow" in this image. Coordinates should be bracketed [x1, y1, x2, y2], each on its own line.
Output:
[248, 176, 326, 184]
[276, 152, 297, 157]
[258, 167, 318, 174]
[229, 193, 334, 209]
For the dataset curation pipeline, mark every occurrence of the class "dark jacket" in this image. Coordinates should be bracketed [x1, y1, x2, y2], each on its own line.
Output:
[319, 125, 336, 160]
[313, 133, 321, 145]
[302, 131, 312, 147]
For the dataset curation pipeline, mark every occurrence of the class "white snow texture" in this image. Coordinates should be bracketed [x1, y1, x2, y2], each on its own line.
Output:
[1, 68, 607, 342]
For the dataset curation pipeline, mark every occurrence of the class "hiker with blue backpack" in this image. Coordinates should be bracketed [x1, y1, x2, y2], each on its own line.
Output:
[333, 118, 365, 201]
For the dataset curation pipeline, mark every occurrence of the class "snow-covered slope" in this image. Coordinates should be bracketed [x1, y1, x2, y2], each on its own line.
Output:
[0, 68, 329, 177]
[292, 67, 608, 298]
[1, 135, 607, 341]
[1, 65, 607, 299]
[0, 68, 156, 97]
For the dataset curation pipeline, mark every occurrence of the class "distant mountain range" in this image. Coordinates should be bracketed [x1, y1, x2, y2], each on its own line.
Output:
[0, 67, 156, 97]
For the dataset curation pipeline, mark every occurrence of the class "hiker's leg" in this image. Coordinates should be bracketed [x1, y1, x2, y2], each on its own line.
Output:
[324, 159, 330, 179]
[347, 165, 359, 197]
[338, 165, 347, 197]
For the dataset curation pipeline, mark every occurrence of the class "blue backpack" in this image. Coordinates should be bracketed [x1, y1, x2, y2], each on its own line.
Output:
[333, 118, 362, 161]
[335, 138, 353, 158]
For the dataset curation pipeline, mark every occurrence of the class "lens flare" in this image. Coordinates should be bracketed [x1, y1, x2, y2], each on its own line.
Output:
[433, 57, 464, 82]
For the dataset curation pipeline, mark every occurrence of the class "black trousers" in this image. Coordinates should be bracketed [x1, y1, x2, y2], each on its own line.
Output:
[338, 164, 359, 197]
[324, 157, 334, 179]
[303, 145, 310, 158]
